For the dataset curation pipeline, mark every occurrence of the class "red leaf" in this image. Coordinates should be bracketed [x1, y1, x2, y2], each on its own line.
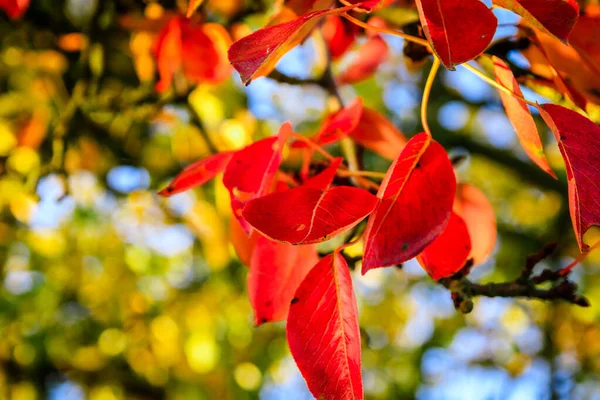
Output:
[230, 217, 259, 266]
[302, 157, 343, 190]
[0, 0, 29, 19]
[314, 98, 364, 146]
[454, 184, 497, 265]
[158, 152, 233, 197]
[538, 104, 600, 252]
[337, 35, 389, 84]
[285, 0, 336, 15]
[415, 0, 497, 69]
[362, 133, 456, 273]
[418, 212, 472, 280]
[228, 4, 364, 85]
[223, 123, 291, 232]
[323, 15, 359, 60]
[249, 236, 319, 325]
[492, 0, 579, 42]
[492, 56, 556, 178]
[155, 17, 232, 92]
[349, 107, 407, 160]
[243, 186, 379, 245]
[287, 252, 363, 400]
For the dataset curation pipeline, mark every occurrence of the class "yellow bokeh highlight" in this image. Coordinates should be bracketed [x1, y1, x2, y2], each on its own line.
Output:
[234, 362, 262, 391]
[14, 343, 36, 366]
[185, 333, 220, 374]
[189, 88, 225, 132]
[90, 386, 120, 400]
[71, 346, 106, 371]
[217, 119, 251, 150]
[185, 201, 230, 270]
[7, 147, 40, 175]
[10, 382, 37, 400]
[28, 230, 66, 258]
[0, 122, 17, 156]
[99, 329, 127, 357]
[10, 194, 38, 224]
[501, 306, 529, 336]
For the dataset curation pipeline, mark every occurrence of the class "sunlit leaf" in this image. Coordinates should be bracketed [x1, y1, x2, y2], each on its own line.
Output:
[415, 0, 497, 69]
[538, 104, 600, 252]
[418, 212, 471, 280]
[243, 186, 378, 245]
[493, 0, 579, 42]
[362, 132, 455, 273]
[492, 56, 556, 178]
[337, 35, 389, 84]
[186, 0, 205, 18]
[454, 183, 497, 265]
[158, 152, 233, 197]
[287, 252, 363, 400]
[248, 236, 319, 325]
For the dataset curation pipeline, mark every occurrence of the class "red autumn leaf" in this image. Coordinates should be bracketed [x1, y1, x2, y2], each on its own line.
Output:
[538, 104, 600, 252]
[249, 236, 319, 325]
[287, 252, 363, 400]
[285, 0, 336, 16]
[223, 122, 291, 232]
[155, 17, 232, 92]
[243, 186, 379, 245]
[230, 217, 259, 266]
[337, 35, 389, 84]
[362, 133, 456, 274]
[493, 0, 579, 42]
[228, 3, 365, 85]
[0, 0, 29, 19]
[415, 0, 497, 69]
[315, 98, 364, 146]
[186, 0, 205, 18]
[348, 107, 407, 160]
[323, 15, 359, 60]
[418, 212, 472, 280]
[302, 157, 343, 190]
[492, 56, 556, 178]
[158, 152, 233, 197]
[454, 183, 497, 265]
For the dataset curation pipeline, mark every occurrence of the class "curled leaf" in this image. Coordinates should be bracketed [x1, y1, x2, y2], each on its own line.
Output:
[287, 252, 363, 400]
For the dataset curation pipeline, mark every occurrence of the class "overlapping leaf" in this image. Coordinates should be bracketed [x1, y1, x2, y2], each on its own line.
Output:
[248, 236, 319, 325]
[454, 184, 497, 265]
[287, 252, 363, 400]
[493, 0, 579, 42]
[418, 212, 471, 280]
[229, 217, 258, 266]
[492, 56, 556, 178]
[538, 104, 600, 252]
[158, 152, 233, 197]
[308, 98, 364, 146]
[415, 0, 497, 69]
[243, 186, 378, 244]
[301, 157, 343, 190]
[223, 123, 291, 232]
[362, 132, 456, 274]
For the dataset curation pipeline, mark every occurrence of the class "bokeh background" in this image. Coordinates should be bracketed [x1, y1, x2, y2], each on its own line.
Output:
[1, 0, 600, 399]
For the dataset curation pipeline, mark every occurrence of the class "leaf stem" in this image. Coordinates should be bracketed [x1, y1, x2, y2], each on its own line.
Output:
[337, 170, 386, 179]
[558, 240, 600, 276]
[342, 13, 430, 47]
[289, 133, 336, 160]
[421, 57, 440, 136]
[460, 62, 538, 107]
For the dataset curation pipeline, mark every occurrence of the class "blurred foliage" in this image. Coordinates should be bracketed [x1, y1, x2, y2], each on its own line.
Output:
[0, 0, 599, 399]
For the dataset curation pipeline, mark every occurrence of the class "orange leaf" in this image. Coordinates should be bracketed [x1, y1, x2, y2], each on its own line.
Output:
[454, 184, 497, 265]
[538, 104, 600, 252]
[418, 212, 471, 280]
[229, 217, 258, 266]
[362, 133, 456, 273]
[415, 0, 497, 69]
[492, 56, 556, 178]
[248, 236, 319, 325]
[349, 107, 406, 160]
[287, 252, 363, 400]
[492, 0, 579, 42]
[186, 0, 205, 18]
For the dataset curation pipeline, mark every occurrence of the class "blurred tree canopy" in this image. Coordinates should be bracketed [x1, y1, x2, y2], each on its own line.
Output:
[1, 0, 600, 399]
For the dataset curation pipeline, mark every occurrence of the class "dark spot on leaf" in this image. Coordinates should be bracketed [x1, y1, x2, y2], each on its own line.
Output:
[560, 135, 567, 141]
[261, 317, 268, 323]
[265, 301, 272, 306]
[402, 243, 409, 251]
[291, 297, 299, 304]
[415, 162, 421, 169]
